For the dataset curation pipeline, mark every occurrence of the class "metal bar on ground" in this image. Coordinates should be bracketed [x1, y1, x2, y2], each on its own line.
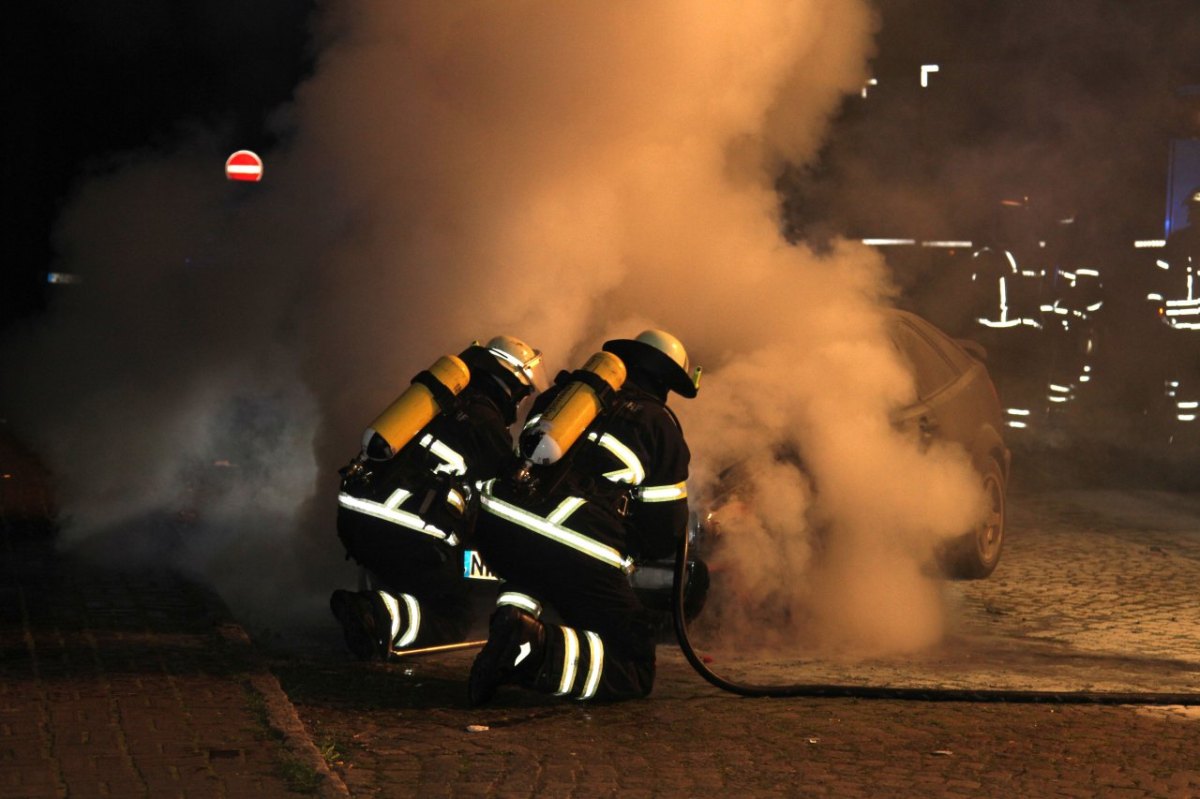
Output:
[391, 640, 487, 658]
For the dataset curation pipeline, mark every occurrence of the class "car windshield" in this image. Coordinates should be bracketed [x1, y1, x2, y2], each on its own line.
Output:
[890, 315, 962, 399]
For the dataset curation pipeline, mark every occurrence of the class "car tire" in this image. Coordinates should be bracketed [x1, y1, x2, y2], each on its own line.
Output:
[943, 457, 1005, 580]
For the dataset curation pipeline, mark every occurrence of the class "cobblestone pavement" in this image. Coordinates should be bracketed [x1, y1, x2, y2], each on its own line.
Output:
[6, 411, 1200, 797]
[710, 490, 1200, 695]
[0, 426, 343, 799]
[277, 488, 1200, 798]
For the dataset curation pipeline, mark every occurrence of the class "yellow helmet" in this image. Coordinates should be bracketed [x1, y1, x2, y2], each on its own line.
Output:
[603, 329, 699, 398]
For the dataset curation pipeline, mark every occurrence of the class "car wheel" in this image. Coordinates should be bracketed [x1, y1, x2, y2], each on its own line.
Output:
[943, 458, 1005, 580]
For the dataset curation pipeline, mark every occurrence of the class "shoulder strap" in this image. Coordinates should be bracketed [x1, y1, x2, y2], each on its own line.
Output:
[411, 369, 461, 412]
[567, 367, 620, 411]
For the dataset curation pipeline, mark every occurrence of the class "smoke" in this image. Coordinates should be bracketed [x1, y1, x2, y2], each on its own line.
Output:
[679, 297, 985, 656]
[3, 1, 990, 653]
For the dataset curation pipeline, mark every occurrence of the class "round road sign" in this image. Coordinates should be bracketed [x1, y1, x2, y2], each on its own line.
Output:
[225, 150, 263, 182]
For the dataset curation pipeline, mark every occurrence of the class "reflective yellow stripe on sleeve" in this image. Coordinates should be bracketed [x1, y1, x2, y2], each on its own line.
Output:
[586, 431, 645, 485]
[635, 481, 688, 503]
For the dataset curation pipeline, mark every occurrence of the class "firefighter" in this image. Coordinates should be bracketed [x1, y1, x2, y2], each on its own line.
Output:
[1151, 187, 1200, 439]
[330, 335, 547, 660]
[1156, 187, 1200, 306]
[467, 329, 698, 705]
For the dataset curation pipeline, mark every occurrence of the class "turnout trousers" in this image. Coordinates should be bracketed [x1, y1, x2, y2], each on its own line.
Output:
[337, 506, 497, 649]
[474, 514, 659, 701]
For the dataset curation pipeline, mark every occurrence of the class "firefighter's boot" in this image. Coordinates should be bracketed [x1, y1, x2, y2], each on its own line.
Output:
[329, 589, 394, 661]
[467, 606, 547, 706]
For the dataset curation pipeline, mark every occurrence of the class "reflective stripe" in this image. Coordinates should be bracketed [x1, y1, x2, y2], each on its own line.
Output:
[547, 496, 586, 525]
[338, 492, 451, 541]
[396, 593, 421, 648]
[384, 488, 410, 509]
[488, 346, 542, 387]
[446, 488, 465, 513]
[498, 592, 542, 617]
[557, 627, 579, 696]
[378, 591, 402, 644]
[580, 631, 604, 700]
[419, 434, 467, 475]
[480, 489, 635, 573]
[635, 481, 687, 503]
[587, 431, 645, 485]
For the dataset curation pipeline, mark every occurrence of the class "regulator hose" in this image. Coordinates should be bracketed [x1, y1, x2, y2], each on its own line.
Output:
[671, 532, 1200, 705]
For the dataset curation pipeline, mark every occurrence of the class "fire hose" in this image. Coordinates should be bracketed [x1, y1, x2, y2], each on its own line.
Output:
[670, 532, 1200, 705]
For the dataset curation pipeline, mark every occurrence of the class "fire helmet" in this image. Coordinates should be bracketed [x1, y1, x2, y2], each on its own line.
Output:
[603, 329, 699, 399]
[484, 335, 549, 393]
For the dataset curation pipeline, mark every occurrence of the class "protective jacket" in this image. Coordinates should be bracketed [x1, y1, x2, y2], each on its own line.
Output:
[474, 379, 691, 700]
[1154, 225, 1200, 328]
[336, 382, 514, 649]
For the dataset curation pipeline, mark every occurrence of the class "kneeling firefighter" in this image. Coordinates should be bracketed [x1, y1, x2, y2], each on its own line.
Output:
[330, 335, 547, 660]
[468, 329, 699, 705]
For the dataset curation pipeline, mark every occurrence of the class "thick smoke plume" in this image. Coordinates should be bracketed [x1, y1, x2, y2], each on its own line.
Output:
[4, 1, 986, 654]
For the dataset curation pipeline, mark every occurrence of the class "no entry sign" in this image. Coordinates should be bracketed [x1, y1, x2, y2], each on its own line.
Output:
[225, 150, 263, 182]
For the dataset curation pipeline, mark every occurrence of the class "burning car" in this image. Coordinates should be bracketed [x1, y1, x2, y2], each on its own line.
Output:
[630, 308, 1010, 621]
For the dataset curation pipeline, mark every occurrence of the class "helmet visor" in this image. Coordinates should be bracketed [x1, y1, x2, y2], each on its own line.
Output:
[487, 345, 549, 392]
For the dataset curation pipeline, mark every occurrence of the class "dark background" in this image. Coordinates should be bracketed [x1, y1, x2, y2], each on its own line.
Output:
[3, 0, 316, 330]
[7, 0, 1200, 330]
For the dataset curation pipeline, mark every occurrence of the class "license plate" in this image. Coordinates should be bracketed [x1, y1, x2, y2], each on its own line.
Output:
[463, 550, 499, 581]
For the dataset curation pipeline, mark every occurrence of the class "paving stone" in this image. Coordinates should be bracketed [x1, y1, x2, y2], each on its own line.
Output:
[8, 422, 1200, 797]
[0, 428, 346, 799]
[268, 488, 1200, 798]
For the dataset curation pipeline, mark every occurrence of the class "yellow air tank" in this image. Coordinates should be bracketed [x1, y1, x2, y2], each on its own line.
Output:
[521, 351, 626, 465]
[362, 354, 471, 460]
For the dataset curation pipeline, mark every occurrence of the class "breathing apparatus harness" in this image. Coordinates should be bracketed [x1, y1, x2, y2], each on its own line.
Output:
[508, 355, 630, 508]
[339, 365, 468, 486]
[339, 347, 527, 537]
